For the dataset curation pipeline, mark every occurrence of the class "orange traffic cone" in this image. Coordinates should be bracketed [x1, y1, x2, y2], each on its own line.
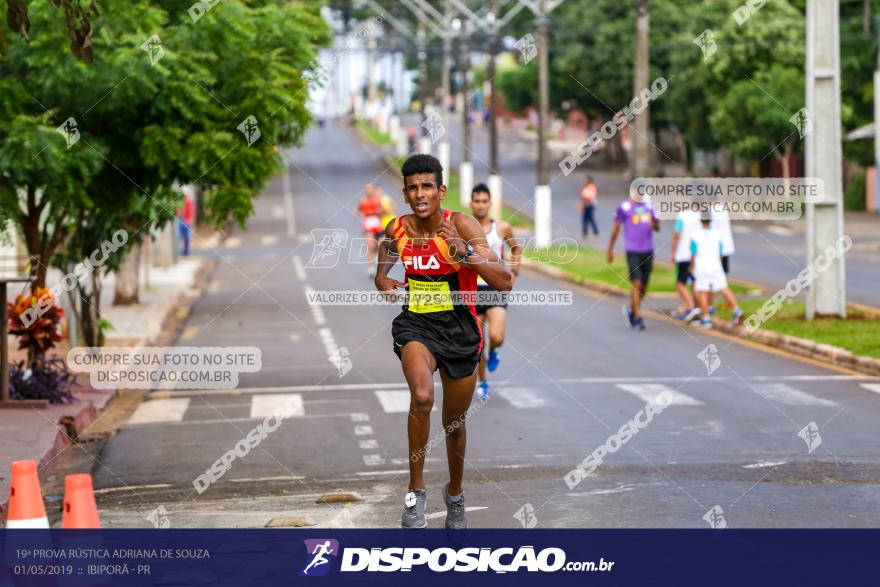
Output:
[6, 460, 49, 528]
[62, 474, 100, 529]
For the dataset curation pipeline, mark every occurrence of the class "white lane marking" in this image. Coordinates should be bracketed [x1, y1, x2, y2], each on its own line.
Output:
[354, 426, 374, 436]
[351, 413, 370, 422]
[271, 205, 284, 219]
[354, 469, 409, 476]
[732, 225, 753, 235]
[128, 398, 190, 424]
[359, 439, 379, 449]
[616, 383, 703, 406]
[318, 327, 342, 368]
[297, 234, 311, 244]
[224, 236, 241, 248]
[304, 286, 327, 325]
[363, 454, 386, 466]
[374, 390, 436, 413]
[127, 413, 352, 426]
[260, 235, 279, 246]
[425, 506, 488, 520]
[752, 383, 837, 407]
[765, 224, 795, 237]
[282, 167, 296, 237]
[559, 375, 873, 384]
[495, 387, 547, 408]
[742, 460, 788, 469]
[152, 375, 879, 399]
[93, 483, 173, 495]
[860, 383, 880, 396]
[292, 255, 307, 281]
[228, 475, 304, 482]
[250, 394, 304, 418]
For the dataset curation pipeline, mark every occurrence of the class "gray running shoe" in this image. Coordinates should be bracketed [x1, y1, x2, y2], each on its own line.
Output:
[401, 489, 427, 528]
[443, 483, 467, 529]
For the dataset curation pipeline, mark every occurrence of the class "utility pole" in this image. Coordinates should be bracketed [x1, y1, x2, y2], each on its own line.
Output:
[534, 0, 552, 246]
[417, 22, 432, 154]
[487, 0, 503, 220]
[439, 0, 452, 183]
[631, 0, 650, 180]
[460, 19, 473, 206]
[805, 0, 846, 319]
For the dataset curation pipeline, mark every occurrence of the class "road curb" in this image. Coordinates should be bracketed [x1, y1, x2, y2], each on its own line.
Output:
[0, 253, 218, 527]
[522, 254, 880, 378]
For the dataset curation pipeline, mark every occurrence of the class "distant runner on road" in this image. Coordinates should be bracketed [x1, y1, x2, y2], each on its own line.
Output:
[356, 183, 388, 278]
[469, 183, 521, 400]
[375, 155, 512, 529]
[606, 181, 659, 331]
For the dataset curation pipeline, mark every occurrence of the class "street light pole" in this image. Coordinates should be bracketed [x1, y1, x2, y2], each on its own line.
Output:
[439, 0, 452, 182]
[534, 0, 552, 247]
[487, 0, 503, 220]
[805, 0, 846, 318]
[460, 19, 473, 206]
[631, 0, 650, 180]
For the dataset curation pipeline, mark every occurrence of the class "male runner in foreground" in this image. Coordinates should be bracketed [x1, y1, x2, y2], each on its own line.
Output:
[375, 155, 512, 529]
[470, 183, 521, 400]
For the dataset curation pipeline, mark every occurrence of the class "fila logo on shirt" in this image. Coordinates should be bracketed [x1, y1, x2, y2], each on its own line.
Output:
[403, 256, 441, 270]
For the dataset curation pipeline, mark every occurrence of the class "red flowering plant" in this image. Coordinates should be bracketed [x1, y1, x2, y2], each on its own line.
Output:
[7, 287, 75, 403]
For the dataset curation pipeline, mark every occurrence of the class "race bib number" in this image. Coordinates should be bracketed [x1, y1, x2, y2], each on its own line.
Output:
[408, 279, 453, 314]
[363, 215, 382, 231]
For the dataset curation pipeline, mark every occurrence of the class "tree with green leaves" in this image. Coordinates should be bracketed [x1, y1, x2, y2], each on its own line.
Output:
[0, 0, 330, 345]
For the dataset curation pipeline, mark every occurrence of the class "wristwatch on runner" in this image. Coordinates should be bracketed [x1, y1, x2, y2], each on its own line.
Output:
[456, 243, 476, 262]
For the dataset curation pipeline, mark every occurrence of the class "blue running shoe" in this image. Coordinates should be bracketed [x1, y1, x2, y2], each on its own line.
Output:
[622, 304, 634, 328]
[633, 317, 646, 331]
[477, 381, 490, 400]
[732, 307, 743, 326]
[487, 350, 500, 372]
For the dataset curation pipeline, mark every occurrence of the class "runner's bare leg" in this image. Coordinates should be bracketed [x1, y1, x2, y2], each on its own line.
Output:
[439, 368, 478, 496]
[401, 341, 437, 491]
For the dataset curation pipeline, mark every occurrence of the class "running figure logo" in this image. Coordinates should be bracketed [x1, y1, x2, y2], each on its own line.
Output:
[421, 111, 446, 144]
[306, 229, 348, 268]
[789, 108, 812, 139]
[798, 421, 822, 453]
[56, 117, 80, 148]
[697, 344, 721, 375]
[141, 34, 165, 65]
[702, 505, 727, 529]
[300, 539, 340, 577]
[514, 33, 538, 64]
[693, 29, 717, 60]
[514, 503, 538, 528]
[237, 115, 262, 146]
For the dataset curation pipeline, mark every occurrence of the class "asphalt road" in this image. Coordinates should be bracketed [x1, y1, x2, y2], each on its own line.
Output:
[425, 116, 880, 308]
[83, 121, 880, 529]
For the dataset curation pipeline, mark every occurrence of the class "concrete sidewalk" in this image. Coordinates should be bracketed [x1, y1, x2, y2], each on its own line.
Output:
[0, 255, 208, 520]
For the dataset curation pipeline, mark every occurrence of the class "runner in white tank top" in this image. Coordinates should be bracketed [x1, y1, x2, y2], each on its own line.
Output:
[469, 183, 521, 400]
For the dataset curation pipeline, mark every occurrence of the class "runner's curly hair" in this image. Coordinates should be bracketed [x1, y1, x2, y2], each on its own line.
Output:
[401, 154, 443, 187]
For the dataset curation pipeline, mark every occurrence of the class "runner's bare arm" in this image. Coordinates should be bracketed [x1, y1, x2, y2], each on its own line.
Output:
[500, 221, 522, 282]
[375, 219, 406, 294]
[607, 221, 621, 263]
[440, 212, 512, 291]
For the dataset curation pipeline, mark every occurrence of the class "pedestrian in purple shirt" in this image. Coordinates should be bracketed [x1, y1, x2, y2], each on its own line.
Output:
[606, 182, 660, 330]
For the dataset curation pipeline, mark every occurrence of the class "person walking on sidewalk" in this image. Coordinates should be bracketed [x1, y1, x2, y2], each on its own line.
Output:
[177, 192, 195, 256]
[580, 175, 599, 239]
[375, 154, 512, 529]
[671, 208, 701, 322]
[690, 213, 743, 329]
[606, 181, 659, 331]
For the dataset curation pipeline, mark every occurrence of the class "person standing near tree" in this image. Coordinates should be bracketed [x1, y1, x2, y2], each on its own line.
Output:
[580, 175, 599, 239]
